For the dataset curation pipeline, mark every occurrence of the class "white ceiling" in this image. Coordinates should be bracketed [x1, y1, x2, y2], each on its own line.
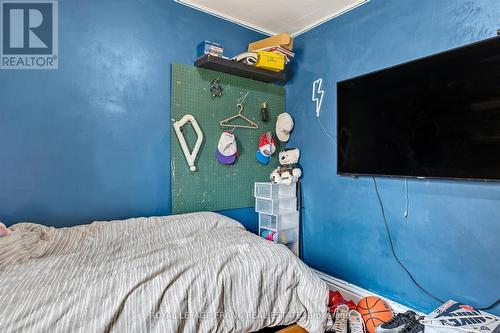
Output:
[176, 0, 369, 37]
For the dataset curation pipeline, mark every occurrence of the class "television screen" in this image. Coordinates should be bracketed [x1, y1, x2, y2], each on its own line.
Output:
[337, 36, 500, 181]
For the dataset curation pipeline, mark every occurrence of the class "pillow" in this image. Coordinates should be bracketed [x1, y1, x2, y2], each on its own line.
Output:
[0, 222, 12, 237]
[0, 223, 46, 270]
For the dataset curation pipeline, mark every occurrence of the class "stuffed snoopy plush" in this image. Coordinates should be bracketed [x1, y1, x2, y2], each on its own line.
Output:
[270, 148, 302, 185]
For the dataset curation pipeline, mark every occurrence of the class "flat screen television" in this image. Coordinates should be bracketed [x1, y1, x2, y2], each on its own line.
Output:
[337, 36, 500, 181]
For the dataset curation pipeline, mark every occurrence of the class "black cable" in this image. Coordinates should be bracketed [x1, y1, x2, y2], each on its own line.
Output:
[297, 180, 303, 260]
[372, 177, 445, 303]
[372, 176, 500, 312]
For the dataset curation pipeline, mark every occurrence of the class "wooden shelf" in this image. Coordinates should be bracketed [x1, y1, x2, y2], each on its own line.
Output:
[194, 54, 286, 83]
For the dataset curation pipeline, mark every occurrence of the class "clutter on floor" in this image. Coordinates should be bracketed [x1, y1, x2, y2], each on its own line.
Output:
[327, 291, 398, 333]
[327, 290, 500, 333]
[377, 311, 422, 333]
[422, 300, 500, 333]
[329, 290, 357, 313]
[357, 296, 394, 333]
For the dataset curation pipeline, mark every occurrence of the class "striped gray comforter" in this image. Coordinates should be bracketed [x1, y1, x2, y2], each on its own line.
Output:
[0, 212, 328, 333]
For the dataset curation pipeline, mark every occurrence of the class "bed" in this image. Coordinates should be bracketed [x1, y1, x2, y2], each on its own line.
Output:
[0, 212, 328, 333]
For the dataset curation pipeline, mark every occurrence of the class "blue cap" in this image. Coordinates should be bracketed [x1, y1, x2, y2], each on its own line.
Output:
[255, 150, 270, 165]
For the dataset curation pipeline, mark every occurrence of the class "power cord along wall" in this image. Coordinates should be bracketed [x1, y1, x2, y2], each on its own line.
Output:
[372, 177, 499, 311]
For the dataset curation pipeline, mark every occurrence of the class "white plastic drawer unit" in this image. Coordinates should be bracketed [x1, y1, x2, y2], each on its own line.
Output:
[255, 197, 296, 215]
[279, 211, 299, 229]
[254, 182, 296, 200]
[259, 227, 297, 244]
[259, 212, 299, 231]
[259, 214, 277, 230]
[276, 228, 297, 244]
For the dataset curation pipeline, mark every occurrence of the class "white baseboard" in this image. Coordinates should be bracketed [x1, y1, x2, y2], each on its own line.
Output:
[313, 269, 424, 315]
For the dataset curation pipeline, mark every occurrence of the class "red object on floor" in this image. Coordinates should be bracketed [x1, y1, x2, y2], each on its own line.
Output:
[328, 290, 345, 307]
[327, 290, 358, 314]
[328, 290, 345, 313]
[345, 300, 357, 310]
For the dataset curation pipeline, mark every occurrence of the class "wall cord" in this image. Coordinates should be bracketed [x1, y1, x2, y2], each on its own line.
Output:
[317, 117, 337, 146]
[372, 177, 499, 311]
[404, 178, 409, 219]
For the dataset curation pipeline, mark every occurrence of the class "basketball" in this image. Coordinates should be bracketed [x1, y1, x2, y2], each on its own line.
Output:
[356, 296, 393, 333]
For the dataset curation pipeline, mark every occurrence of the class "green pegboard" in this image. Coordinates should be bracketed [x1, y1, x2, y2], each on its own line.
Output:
[171, 64, 284, 214]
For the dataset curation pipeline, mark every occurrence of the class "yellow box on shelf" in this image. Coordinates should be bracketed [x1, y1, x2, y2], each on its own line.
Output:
[256, 51, 285, 72]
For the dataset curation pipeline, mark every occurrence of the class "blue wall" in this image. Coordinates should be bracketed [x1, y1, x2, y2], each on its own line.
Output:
[0, 0, 261, 230]
[287, 0, 500, 314]
[1, 0, 498, 314]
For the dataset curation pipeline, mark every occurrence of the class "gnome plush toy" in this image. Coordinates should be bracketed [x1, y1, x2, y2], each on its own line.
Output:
[270, 148, 302, 185]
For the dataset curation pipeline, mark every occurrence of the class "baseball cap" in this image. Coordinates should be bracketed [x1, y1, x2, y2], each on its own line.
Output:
[216, 131, 238, 165]
[256, 132, 276, 165]
[217, 131, 237, 156]
[276, 113, 294, 142]
[258, 132, 276, 156]
[255, 150, 270, 165]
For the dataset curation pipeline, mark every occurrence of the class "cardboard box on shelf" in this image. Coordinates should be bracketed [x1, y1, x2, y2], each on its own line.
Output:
[248, 33, 293, 52]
